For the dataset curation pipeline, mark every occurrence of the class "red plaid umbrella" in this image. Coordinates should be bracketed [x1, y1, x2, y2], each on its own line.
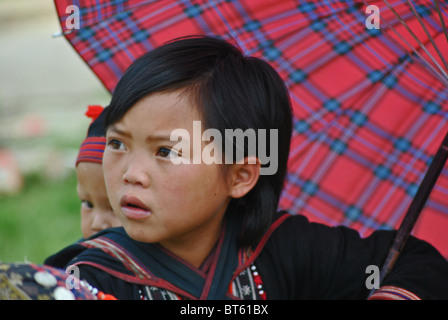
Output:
[53, 0, 448, 257]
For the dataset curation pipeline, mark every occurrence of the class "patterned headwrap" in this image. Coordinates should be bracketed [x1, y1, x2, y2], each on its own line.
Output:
[76, 106, 107, 166]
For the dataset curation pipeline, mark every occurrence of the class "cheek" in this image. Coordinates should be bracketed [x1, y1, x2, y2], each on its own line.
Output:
[102, 155, 122, 213]
[163, 166, 227, 206]
[80, 211, 91, 235]
[102, 153, 119, 187]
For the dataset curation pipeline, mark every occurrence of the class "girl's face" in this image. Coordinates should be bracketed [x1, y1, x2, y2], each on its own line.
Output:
[103, 91, 233, 265]
[76, 162, 122, 239]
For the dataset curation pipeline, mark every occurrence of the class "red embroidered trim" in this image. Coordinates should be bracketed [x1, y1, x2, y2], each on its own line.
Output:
[251, 265, 266, 300]
[97, 291, 117, 300]
[368, 286, 421, 300]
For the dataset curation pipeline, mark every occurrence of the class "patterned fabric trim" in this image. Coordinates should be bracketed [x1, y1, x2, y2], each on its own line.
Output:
[139, 286, 181, 300]
[81, 237, 154, 279]
[229, 265, 262, 300]
[137, 264, 264, 300]
[368, 286, 421, 300]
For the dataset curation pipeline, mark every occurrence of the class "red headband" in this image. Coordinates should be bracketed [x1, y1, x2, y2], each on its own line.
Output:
[76, 136, 106, 166]
[76, 105, 106, 166]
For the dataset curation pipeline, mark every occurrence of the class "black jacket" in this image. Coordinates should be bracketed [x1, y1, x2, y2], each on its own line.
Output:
[45, 213, 448, 300]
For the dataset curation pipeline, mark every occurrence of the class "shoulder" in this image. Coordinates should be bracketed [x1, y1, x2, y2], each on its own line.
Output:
[45, 227, 140, 299]
[261, 212, 448, 299]
[44, 227, 129, 268]
[267, 211, 357, 245]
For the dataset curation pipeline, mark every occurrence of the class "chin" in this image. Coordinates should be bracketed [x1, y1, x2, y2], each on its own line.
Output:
[123, 224, 157, 243]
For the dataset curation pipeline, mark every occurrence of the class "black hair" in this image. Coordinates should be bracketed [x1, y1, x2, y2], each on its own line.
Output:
[105, 36, 292, 249]
[87, 107, 107, 137]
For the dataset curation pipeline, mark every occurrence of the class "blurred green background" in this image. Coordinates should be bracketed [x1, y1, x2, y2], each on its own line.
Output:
[0, 0, 111, 263]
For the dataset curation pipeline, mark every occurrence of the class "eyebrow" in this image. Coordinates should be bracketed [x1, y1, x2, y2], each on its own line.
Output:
[108, 124, 181, 143]
[108, 125, 131, 138]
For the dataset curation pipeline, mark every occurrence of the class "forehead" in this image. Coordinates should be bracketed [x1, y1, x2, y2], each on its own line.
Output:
[114, 91, 203, 133]
[76, 162, 106, 193]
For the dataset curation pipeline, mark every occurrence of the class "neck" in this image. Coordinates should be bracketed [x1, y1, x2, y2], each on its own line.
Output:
[159, 217, 225, 269]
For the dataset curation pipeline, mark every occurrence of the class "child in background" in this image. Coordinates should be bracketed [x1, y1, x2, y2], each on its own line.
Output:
[0, 107, 121, 301]
[75, 106, 121, 239]
[46, 36, 448, 300]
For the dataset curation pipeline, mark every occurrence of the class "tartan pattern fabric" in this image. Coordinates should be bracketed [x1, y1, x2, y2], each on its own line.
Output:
[54, 0, 448, 257]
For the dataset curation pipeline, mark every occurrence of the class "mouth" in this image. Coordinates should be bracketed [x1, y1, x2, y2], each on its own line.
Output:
[120, 195, 152, 220]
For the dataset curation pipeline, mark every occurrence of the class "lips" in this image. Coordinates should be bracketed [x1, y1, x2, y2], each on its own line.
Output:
[120, 195, 152, 220]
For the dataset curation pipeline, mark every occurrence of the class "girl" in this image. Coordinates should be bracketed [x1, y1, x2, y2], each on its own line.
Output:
[46, 36, 448, 300]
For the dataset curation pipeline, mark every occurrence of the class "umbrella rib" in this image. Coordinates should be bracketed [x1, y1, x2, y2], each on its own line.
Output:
[383, 30, 448, 88]
[382, 0, 448, 83]
[385, 22, 448, 88]
[405, 0, 448, 73]
[434, 0, 448, 50]
[383, 0, 448, 78]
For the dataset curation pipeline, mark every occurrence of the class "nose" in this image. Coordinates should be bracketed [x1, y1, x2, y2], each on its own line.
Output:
[91, 210, 113, 233]
[122, 152, 151, 188]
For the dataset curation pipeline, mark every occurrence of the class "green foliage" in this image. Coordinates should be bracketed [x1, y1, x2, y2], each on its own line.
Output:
[0, 172, 81, 264]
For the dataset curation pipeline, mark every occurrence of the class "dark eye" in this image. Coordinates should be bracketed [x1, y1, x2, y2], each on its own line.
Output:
[157, 147, 173, 158]
[157, 147, 181, 158]
[81, 200, 94, 209]
[107, 139, 125, 150]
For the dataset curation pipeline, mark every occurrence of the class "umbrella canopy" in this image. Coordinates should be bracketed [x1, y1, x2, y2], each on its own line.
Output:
[54, 0, 448, 257]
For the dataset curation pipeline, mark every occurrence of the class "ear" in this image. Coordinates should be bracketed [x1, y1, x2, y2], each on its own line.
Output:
[228, 156, 261, 199]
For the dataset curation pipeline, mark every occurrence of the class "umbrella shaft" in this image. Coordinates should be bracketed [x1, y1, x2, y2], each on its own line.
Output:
[370, 128, 448, 297]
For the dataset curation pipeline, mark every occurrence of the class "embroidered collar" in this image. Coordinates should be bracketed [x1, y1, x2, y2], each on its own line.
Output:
[48, 212, 291, 300]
